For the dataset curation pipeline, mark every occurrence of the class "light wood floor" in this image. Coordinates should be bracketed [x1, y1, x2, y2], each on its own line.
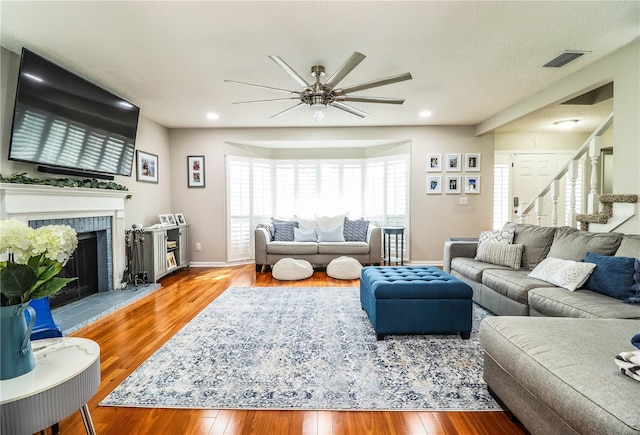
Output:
[57, 265, 527, 435]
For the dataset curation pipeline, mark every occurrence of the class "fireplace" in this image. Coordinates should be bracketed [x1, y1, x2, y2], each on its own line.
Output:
[1, 184, 129, 299]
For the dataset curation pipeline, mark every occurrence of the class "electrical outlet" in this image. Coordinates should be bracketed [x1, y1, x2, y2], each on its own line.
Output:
[460, 197, 468, 205]
[195, 242, 202, 251]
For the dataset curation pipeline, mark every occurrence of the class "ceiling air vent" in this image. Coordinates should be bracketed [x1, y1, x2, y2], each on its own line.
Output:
[543, 51, 587, 68]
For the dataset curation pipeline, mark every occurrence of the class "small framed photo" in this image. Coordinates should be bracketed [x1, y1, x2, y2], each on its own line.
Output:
[446, 176, 461, 194]
[175, 213, 186, 225]
[136, 150, 158, 183]
[427, 154, 442, 172]
[465, 153, 481, 172]
[159, 214, 175, 226]
[446, 153, 461, 172]
[427, 176, 442, 194]
[465, 176, 481, 194]
[188, 155, 205, 188]
[166, 251, 177, 269]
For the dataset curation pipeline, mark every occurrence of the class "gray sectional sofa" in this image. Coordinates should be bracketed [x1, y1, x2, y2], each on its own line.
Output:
[254, 224, 381, 272]
[444, 222, 640, 434]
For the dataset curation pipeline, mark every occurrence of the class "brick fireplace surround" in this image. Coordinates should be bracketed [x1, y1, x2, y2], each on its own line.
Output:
[0, 184, 129, 292]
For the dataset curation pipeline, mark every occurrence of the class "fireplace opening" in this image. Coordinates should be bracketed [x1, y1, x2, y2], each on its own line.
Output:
[50, 231, 99, 309]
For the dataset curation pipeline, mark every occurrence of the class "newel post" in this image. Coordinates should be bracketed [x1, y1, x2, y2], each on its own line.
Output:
[550, 180, 559, 227]
[568, 160, 579, 228]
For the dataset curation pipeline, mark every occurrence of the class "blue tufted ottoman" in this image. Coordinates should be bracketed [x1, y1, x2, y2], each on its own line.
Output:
[360, 266, 473, 340]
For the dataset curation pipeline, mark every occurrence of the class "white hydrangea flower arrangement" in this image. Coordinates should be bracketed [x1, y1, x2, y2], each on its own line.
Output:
[0, 219, 78, 306]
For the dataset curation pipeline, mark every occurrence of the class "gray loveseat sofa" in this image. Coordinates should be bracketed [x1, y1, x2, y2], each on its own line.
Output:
[255, 223, 382, 272]
[443, 222, 640, 318]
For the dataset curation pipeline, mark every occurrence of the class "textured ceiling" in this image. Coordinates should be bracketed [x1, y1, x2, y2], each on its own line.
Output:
[1, 1, 638, 132]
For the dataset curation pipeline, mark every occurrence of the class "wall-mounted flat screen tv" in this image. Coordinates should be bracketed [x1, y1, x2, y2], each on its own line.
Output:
[8, 48, 140, 178]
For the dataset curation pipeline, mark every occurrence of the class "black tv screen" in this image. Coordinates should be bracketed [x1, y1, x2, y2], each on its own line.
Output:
[8, 48, 139, 177]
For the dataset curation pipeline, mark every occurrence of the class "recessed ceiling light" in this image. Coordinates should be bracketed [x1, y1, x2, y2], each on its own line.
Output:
[554, 119, 579, 130]
[206, 112, 219, 120]
[419, 111, 432, 118]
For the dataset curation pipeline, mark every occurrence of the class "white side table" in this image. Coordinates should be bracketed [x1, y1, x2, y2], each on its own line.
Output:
[1, 337, 100, 435]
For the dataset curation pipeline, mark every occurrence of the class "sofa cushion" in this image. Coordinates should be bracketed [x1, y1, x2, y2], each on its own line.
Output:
[482, 269, 556, 304]
[273, 221, 298, 241]
[344, 217, 369, 242]
[315, 213, 348, 230]
[293, 214, 317, 230]
[616, 234, 640, 258]
[475, 242, 523, 269]
[318, 242, 369, 255]
[502, 222, 556, 270]
[528, 287, 640, 319]
[528, 257, 596, 291]
[548, 226, 622, 261]
[450, 257, 512, 282]
[317, 225, 345, 242]
[293, 227, 317, 242]
[267, 242, 318, 255]
[583, 252, 635, 300]
[480, 317, 640, 434]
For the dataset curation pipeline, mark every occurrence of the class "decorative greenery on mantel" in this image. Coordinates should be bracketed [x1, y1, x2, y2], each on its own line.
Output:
[0, 172, 129, 192]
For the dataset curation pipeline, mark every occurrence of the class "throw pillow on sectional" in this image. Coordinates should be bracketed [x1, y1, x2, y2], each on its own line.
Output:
[344, 217, 369, 242]
[582, 252, 636, 300]
[317, 225, 345, 242]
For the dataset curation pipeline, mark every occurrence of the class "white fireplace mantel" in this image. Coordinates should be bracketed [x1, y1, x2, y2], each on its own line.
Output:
[0, 184, 131, 290]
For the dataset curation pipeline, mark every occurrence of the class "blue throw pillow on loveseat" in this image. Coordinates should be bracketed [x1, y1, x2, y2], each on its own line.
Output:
[582, 252, 635, 300]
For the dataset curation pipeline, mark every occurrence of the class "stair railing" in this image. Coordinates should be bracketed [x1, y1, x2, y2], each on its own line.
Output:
[517, 112, 614, 227]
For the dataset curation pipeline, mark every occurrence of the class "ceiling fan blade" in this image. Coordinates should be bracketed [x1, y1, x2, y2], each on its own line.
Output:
[224, 79, 301, 95]
[268, 102, 306, 119]
[331, 102, 368, 118]
[269, 56, 310, 88]
[232, 97, 301, 104]
[337, 72, 413, 95]
[338, 96, 406, 105]
[323, 52, 366, 89]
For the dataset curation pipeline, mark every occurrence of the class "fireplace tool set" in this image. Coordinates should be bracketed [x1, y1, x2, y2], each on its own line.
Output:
[121, 224, 149, 289]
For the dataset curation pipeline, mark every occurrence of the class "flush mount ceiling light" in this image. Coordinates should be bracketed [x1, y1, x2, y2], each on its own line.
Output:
[206, 112, 219, 120]
[419, 111, 432, 118]
[554, 119, 579, 130]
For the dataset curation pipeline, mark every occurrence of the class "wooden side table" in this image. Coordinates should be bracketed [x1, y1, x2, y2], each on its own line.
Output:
[0, 337, 100, 435]
[382, 227, 406, 265]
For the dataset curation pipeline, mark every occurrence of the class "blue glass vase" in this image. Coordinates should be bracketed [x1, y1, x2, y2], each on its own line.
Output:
[0, 303, 36, 380]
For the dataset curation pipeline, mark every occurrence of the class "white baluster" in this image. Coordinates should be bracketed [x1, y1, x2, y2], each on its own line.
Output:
[518, 203, 527, 224]
[535, 197, 544, 226]
[568, 160, 579, 228]
[550, 180, 559, 227]
[588, 137, 601, 213]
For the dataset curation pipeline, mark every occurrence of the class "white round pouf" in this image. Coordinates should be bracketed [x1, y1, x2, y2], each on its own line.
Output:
[272, 258, 314, 281]
[327, 256, 363, 280]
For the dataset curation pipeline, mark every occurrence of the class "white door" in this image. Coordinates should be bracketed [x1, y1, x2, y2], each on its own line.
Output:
[512, 153, 559, 225]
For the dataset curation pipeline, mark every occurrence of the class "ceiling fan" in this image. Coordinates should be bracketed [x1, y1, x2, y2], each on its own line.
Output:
[225, 52, 412, 121]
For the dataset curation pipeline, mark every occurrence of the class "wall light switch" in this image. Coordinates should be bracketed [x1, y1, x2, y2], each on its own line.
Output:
[195, 242, 202, 251]
[460, 197, 468, 205]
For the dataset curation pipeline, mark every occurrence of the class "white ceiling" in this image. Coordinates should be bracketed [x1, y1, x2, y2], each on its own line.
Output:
[1, 1, 638, 132]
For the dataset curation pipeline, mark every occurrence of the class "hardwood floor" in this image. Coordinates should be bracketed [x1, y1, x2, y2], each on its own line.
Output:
[57, 265, 527, 435]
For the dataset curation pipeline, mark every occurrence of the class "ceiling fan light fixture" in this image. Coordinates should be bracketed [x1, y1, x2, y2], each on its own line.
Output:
[554, 119, 579, 130]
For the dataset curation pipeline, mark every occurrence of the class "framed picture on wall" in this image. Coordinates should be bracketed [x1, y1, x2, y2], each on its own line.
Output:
[188, 155, 205, 188]
[465, 176, 481, 194]
[446, 176, 461, 194]
[136, 150, 158, 183]
[427, 176, 442, 194]
[465, 153, 481, 171]
[427, 154, 442, 172]
[446, 153, 461, 172]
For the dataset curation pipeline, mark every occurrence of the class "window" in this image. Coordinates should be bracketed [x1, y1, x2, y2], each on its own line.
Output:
[493, 163, 510, 229]
[226, 155, 409, 262]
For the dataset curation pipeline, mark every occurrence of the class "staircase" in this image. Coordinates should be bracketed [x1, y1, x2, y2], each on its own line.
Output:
[576, 194, 638, 231]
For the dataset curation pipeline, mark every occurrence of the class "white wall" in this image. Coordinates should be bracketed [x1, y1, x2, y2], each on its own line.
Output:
[169, 126, 494, 265]
[0, 47, 172, 230]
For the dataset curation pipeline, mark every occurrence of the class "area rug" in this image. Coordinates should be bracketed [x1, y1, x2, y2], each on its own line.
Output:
[100, 286, 499, 411]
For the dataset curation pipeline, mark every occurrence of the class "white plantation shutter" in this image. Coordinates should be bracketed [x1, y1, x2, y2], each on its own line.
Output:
[493, 164, 510, 229]
[227, 154, 409, 262]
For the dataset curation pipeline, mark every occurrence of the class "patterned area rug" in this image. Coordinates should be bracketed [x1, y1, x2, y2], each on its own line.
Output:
[101, 286, 500, 411]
